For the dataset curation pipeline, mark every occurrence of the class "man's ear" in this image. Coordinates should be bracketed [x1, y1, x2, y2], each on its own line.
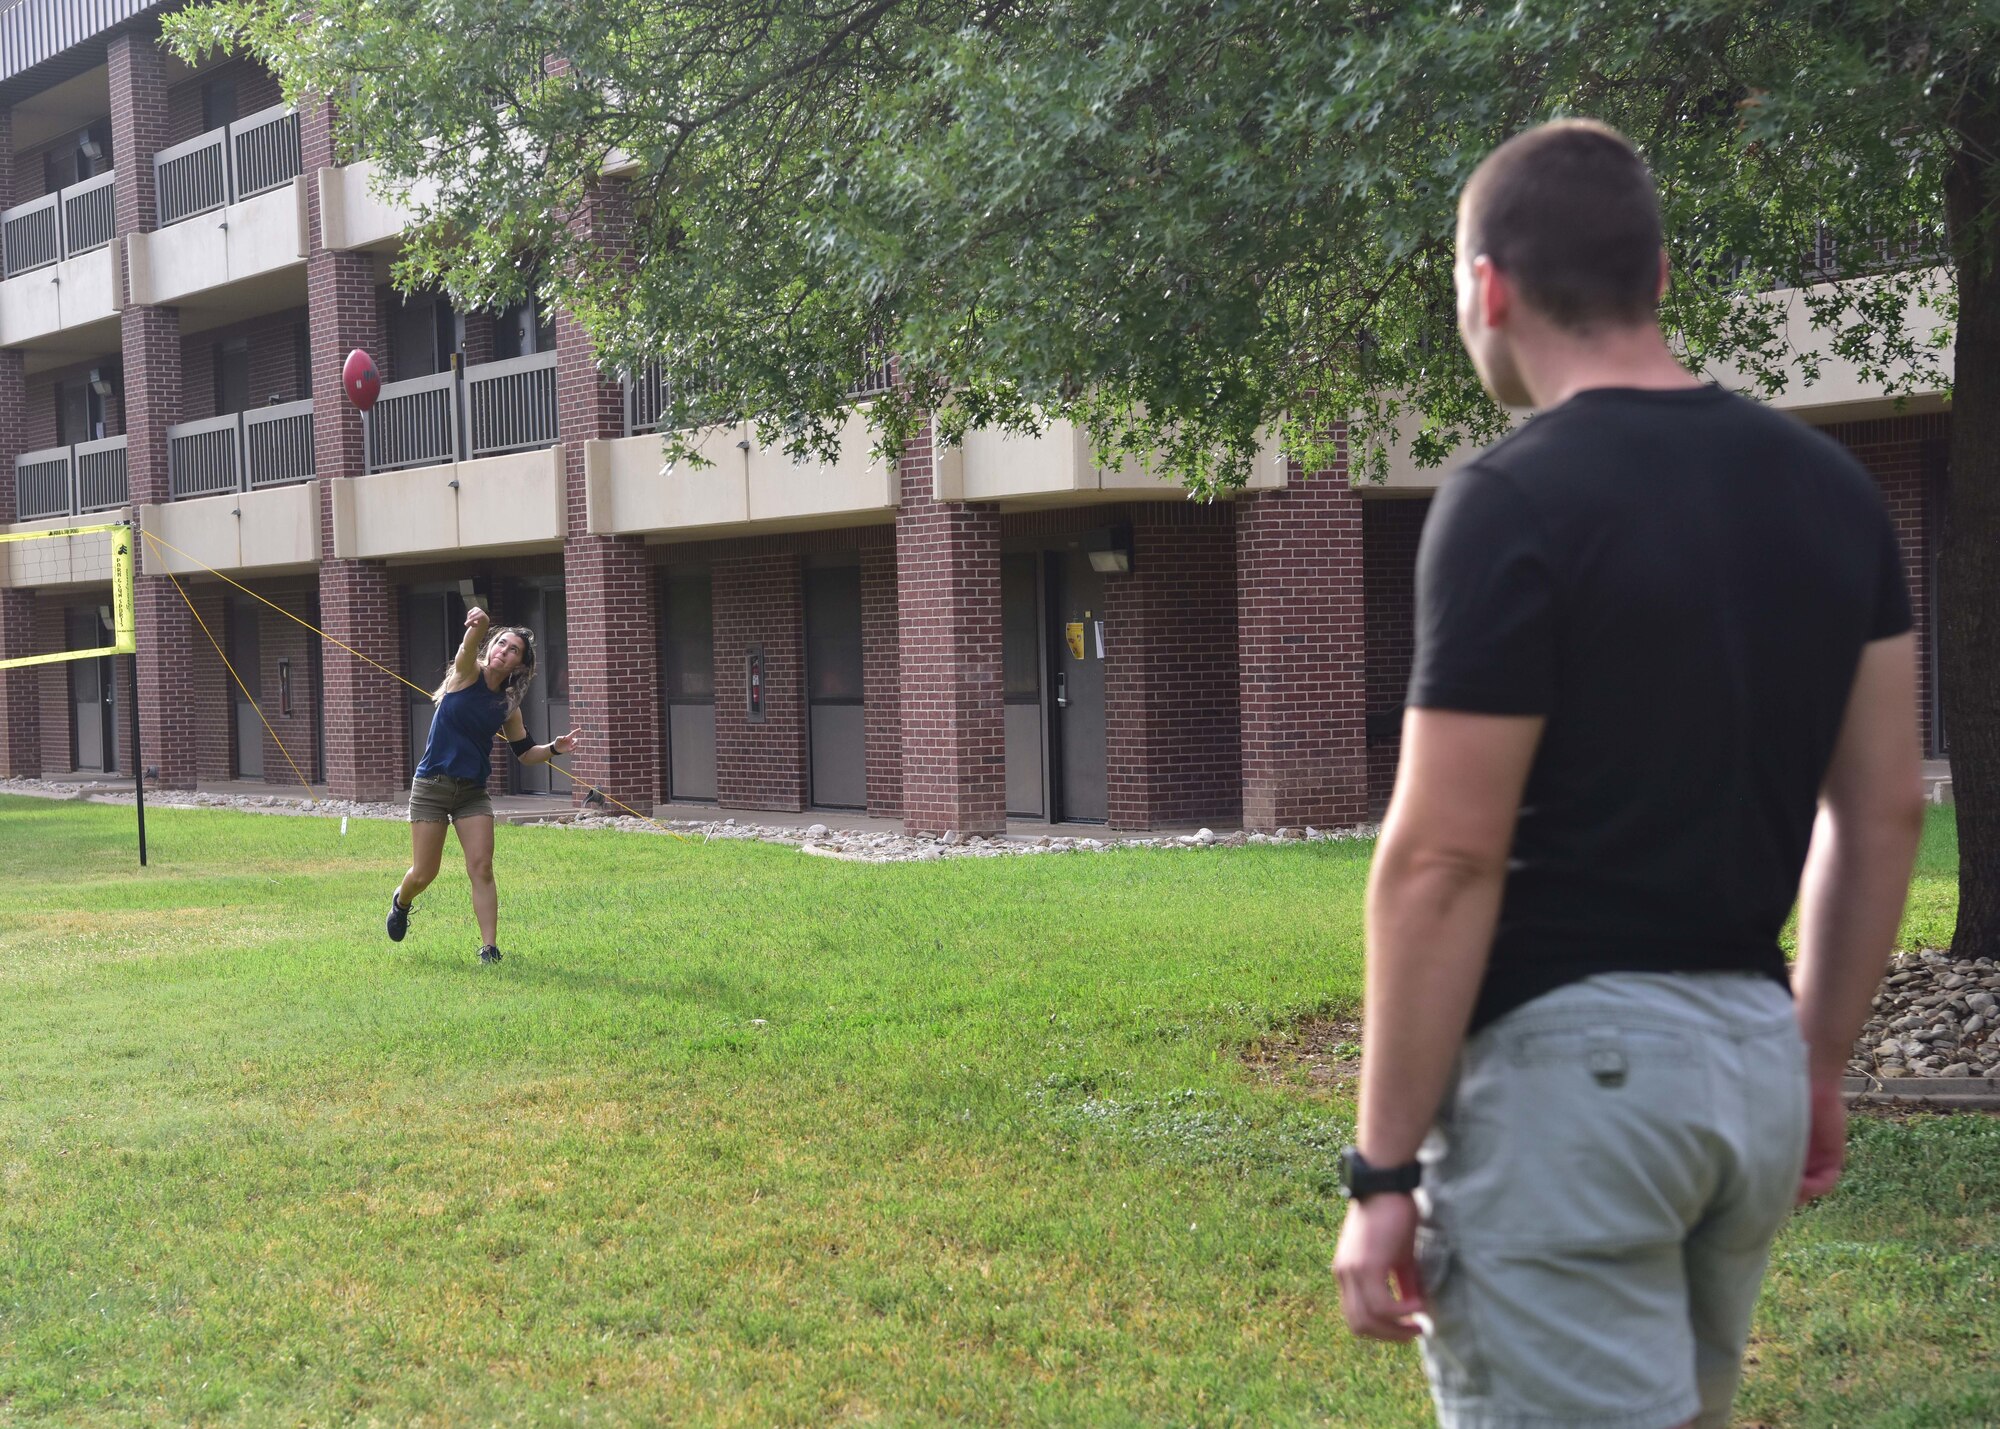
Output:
[1475, 254, 1510, 331]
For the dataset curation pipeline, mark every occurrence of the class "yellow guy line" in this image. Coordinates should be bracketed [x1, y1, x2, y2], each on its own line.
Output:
[138, 527, 699, 842]
[158, 562, 319, 805]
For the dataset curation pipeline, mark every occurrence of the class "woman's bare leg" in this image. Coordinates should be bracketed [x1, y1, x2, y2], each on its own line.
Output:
[455, 815, 499, 948]
[398, 820, 450, 907]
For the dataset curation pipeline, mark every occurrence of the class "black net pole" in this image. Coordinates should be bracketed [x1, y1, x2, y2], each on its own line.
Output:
[128, 648, 146, 868]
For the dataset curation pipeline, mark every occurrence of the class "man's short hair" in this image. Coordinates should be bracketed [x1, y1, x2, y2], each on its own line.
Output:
[1460, 120, 1664, 331]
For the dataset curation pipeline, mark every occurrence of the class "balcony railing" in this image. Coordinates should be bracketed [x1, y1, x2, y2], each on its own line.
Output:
[75, 435, 129, 511]
[243, 400, 315, 488]
[60, 170, 116, 253]
[167, 412, 242, 498]
[154, 105, 301, 228]
[367, 354, 559, 472]
[622, 347, 890, 438]
[13, 436, 128, 520]
[464, 351, 558, 459]
[166, 405, 316, 499]
[0, 169, 117, 278]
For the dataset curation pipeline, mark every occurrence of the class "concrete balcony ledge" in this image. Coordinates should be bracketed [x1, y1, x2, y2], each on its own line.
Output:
[0, 242, 121, 346]
[139, 481, 321, 578]
[317, 162, 437, 252]
[936, 419, 1289, 506]
[126, 178, 307, 307]
[331, 446, 566, 560]
[0, 509, 131, 591]
[585, 410, 897, 538]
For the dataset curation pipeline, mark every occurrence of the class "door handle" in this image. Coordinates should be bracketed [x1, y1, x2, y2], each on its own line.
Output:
[1055, 670, 1067, 709]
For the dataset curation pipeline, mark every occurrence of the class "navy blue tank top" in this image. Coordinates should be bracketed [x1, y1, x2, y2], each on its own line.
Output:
[414, 678, 512, 782]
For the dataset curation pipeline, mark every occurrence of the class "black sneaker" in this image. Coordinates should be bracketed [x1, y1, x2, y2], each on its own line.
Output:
[386, 892, 412, 942]
[478, 944, 503, 965]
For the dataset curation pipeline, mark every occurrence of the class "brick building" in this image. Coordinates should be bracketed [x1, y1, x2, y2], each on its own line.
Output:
[0, 9, 1952, 832]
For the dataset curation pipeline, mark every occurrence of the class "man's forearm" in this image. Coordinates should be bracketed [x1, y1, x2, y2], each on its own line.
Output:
[1357, 844, 1506, 1165]
[1794, 803, 1922, 1083]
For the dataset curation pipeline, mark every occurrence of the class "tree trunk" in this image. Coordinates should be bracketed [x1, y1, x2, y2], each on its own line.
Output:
[1941, 93, 2000, 960]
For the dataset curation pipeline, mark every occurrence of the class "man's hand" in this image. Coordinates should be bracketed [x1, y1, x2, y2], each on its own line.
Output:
[1334, 1192, 1426, 1341]
[1797, 1076, 1847, 1203]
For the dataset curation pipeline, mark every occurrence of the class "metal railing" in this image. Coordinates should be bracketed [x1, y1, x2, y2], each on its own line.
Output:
[60, 169, 116, 253]
[464, 350, 558, 458]
[74, 435, 130, 511]
[14, 445, 72, 520]
[12, 436, 128, 520]
[164, 406, 317, 498]
[154, 106, 302, 228]
[368, 369, 461, 472]
[167, 412, 242, 498]
[243, 399, 316, 488]
[367, 356, 561, 471]
[622, 346, 889, 438]
[623, 356, 732, 436]
[230, 104, 302, 202]
[154, 128, 230, 226]
[0, 170, 121, 277]
[1, 190, 59, 276]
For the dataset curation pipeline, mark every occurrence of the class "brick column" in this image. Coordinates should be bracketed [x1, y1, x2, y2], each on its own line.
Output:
[713, 550, 807, 810]
[108, 28, 201, 784]
[0, 102, 37, 775]
[1103, 507, 1240, 830]
[895, 425, 1005, 835]
[1236, 464, 1369, 831]
[302, 100, 404, 798]
[556, 181, 661, 812]
[0, 103, 37, 774]
[108, 30, 167, 242]
[122, 303, 200, 785]
[861, 537, 902, 817]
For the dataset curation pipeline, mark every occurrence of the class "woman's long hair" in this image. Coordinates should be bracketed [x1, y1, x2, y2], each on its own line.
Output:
[433, 625, 537, 709]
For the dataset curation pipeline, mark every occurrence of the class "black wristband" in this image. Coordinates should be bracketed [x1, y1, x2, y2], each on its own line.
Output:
[1337, 1146, 1422, 1201]
[508, 735, 534, 757]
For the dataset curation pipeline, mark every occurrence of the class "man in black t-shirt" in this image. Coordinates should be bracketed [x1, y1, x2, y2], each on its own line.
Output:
[1331, 121, 1925, 1429]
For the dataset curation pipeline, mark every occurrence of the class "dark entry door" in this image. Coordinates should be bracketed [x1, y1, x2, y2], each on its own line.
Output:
[67, 608, 118, 772]
[1051, 550, 1107, 822]
[662, 569, 717, 801]
[230, 598, 263, 778]
[1002, 553, 1047, 818]
[806, 561, 866, 809]
[512, 584, 569, 795]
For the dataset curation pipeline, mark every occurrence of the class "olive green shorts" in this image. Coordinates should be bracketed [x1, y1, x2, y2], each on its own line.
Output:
[408, 774, 496, 824]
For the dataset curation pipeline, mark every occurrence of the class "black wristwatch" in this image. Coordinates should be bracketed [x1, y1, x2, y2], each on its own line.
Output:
[1338, 1146, 1422, 1201]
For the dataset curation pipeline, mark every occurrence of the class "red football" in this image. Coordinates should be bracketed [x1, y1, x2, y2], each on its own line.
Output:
[342, 349, 382, 413]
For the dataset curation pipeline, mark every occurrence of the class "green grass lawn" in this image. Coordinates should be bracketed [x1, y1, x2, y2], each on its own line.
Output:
[0, 797, 1988, 1426]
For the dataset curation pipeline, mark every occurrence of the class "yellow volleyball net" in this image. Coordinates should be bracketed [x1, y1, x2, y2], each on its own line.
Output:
[0, 521, 135, 668]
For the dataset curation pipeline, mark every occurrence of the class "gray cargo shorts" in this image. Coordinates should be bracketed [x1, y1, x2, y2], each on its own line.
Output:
[1416, 971, 1809, 1429]
[408, 774, 495, 824]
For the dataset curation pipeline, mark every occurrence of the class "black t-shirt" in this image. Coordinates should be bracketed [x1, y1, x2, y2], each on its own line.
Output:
[1408, 385, 1912, 1031]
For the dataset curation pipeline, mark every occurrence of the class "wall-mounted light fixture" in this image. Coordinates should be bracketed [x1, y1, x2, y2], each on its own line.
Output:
[77, 132, 103, 163]
[87, 367, 115, 399]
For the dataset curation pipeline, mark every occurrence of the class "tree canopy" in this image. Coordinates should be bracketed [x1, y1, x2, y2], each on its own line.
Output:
[167, 0, 1957, 487]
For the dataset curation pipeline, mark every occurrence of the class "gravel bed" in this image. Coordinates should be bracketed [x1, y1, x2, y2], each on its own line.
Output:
[1850, 948, 2000, 1081]
[0, 777, 1376, 860]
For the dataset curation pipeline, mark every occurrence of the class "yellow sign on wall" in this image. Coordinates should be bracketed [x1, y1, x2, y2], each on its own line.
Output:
[1064, 621, 1086, 660]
